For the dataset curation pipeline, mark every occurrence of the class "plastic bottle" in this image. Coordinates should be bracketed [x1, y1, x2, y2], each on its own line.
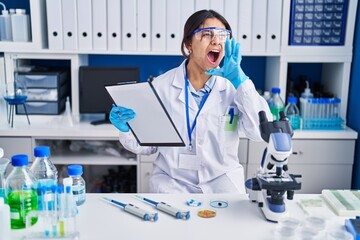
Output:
[67, 165, 86, 206]
[11, 9, 30, 42]
[263, 91, 272, 106]
[0, 9, 13, 41]
[30, 146, 58, 210]
[4, 154, 38, 229]
[0, 197, 10, 240]
[0, 148, 10, 201]
[285, 96, 301, 130]
[299, 81, 314, 119]
[269, 87, 285, 121]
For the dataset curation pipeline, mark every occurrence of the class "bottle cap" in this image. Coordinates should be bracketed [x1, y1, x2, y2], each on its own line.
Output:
[263, 91, 271, 98]
[271, 87, 280, 94]
[15, 9, 25, 14]
[34, 146, 50, 157]
[68, 164, 83, 176]
[0, 197, 4, 206]
[11, 154, 28, 166]
[287, 96, 298, 104]
[1, 10, 8, 15]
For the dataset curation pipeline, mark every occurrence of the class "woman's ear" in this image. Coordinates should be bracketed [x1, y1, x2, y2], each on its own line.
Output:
[187, 44, 192, 54]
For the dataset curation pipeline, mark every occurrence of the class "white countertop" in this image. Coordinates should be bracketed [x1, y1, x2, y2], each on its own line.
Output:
[10, 193, 350, 240]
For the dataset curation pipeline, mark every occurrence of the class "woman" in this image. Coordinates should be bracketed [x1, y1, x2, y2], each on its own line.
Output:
[110, 10, 272, 193]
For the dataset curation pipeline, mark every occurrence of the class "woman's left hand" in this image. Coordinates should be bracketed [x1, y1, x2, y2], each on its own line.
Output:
[206, 38, 249, 89]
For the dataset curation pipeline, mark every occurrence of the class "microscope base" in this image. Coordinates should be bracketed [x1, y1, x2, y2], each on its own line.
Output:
[259, 190, 288, 222]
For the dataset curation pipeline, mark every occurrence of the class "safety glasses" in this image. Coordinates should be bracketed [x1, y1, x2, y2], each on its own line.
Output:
[192, 27, 231, 43]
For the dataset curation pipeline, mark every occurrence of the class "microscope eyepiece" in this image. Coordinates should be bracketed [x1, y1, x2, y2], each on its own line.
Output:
[258, 111, 268, 124]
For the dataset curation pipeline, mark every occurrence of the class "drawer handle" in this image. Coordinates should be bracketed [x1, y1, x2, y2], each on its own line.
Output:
[293, 151, 303, 155]
[26, 102, 47, 107]
[24, 75, 48, 80]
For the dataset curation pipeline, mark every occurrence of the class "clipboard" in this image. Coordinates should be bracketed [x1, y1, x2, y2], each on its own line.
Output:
[105, 81, 185, 147]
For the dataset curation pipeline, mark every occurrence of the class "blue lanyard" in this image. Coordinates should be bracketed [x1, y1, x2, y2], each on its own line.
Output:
[184, 73, 210, 152]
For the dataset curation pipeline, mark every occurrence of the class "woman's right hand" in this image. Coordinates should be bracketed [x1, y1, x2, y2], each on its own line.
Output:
[109, 104, 136, 132]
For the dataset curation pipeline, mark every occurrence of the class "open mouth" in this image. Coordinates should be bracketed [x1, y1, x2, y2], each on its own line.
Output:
[207, 50, 220, 64]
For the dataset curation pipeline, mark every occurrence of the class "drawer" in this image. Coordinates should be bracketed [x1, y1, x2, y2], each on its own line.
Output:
[248, 139, 355, 165]
[16, 71, 68, 88]
[26, 84, 68, 101]
[16, 98, 66, 115]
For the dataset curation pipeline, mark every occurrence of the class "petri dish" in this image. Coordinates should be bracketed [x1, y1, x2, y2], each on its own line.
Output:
[326, 229, 353, 240]
[297, 226, 320, 240]
[197, 209, 216, 218]
[278, 216, 301, 230]
[274, 225, 297, 240]
[304, 216, 326, 231]
[210, 199, 228, 208]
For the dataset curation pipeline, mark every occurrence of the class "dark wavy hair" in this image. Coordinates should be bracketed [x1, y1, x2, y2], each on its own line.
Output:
[181, 9, 232, 58]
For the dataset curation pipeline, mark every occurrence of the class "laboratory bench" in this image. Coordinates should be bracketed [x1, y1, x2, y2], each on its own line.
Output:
[0, 117, 358, 193]
[10, 193, 352, 240]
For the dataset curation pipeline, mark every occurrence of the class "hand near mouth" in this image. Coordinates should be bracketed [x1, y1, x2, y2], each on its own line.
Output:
[205, 38, 249, 89]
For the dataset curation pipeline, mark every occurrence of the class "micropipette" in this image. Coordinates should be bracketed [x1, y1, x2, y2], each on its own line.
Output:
[136, 195, 190, 220]
[101, 197, 158, 222]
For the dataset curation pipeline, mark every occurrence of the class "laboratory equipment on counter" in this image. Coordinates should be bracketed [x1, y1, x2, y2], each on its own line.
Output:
[285, 96, 300, 130]
[30, 146, 58, 210]
[0, 148, 9, 200]
[3, 81, 30, 128]
[68, 165, 86, 206]
[5, 154, 38, 229]
[24, 185, 79, 240]
[136, 195, 190, 220]
[246, 111, 302, 222]
[269, 87, 285, 121]
[101, 197, 158, 222]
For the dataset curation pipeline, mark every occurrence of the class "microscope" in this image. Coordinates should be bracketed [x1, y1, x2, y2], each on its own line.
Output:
[246, 111, 302, 222]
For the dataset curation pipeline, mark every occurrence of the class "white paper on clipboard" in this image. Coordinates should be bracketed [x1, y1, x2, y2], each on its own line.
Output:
[105, 81, 185, 146]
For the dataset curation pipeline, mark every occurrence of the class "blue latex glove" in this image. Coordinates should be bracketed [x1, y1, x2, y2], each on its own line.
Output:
[109, 104, 136, 132]
[206, 38, 249, 89]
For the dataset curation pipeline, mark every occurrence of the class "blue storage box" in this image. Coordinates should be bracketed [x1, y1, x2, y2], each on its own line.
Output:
[289, 0, 349, 45]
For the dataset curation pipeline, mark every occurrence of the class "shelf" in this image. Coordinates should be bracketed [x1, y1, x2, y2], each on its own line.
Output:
[0, 0, 47, 52]
[50, 154, 137, 166]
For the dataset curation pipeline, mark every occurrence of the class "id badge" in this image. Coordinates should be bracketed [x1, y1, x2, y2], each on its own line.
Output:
[224, 106, 238, 132]
[179, 154, 201, 170]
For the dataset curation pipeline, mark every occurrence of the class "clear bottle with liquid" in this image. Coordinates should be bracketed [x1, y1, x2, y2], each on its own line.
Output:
[68, 165, 86, 206]
[4, 154, 38, 229]
[30, 146, 58, 210]
[269, 87, 285, 121]
[285, 96, 301, 130]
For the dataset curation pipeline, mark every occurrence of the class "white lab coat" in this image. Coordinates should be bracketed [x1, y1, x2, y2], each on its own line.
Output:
[118, 60, 272, 193]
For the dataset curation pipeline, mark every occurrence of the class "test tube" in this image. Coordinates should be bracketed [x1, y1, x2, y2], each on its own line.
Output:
[57, 186, 65, 237]
[42, 186, 50, 237]
[50, 185, 58, 237]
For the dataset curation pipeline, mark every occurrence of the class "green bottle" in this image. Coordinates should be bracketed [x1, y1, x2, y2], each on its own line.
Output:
[269, 87, 285, 121]
[5, 154, 38, 229]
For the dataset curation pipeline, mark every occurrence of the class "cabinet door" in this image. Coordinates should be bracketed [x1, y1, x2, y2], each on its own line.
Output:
[139, 162, 153, 193]
[238, 138, 249, 178]
[0, 137, 33, 160]
[247, 139, 355, 193]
